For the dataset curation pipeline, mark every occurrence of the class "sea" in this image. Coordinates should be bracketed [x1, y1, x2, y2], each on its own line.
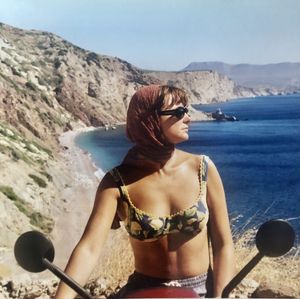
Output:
[76, 94, 300, 240]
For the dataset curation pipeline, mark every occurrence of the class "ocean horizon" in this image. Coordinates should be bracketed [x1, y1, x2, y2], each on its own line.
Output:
[76, 94, 300, 240]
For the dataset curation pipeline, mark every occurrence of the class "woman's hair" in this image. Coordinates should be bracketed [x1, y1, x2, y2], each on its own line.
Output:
[125, 85, 188, 160]
[158, 85, 189, 109]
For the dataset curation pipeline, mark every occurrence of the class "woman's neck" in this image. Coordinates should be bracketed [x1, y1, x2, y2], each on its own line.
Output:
[123, 146, 176, 172]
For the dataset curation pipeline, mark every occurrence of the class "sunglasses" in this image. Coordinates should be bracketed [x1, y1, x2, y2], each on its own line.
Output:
[158, 106, 189, 119]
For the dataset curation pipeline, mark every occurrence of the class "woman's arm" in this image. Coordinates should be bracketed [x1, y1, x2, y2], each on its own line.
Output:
[206, 159, 235, 297]
[54, 173, 119, 299]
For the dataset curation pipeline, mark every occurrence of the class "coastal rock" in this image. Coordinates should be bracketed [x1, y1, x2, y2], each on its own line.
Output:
[229, 278, 259, 298]
[252, 282, 296, 298]
[0, 278, 58, 299]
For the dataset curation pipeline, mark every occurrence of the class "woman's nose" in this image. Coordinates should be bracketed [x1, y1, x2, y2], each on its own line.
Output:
[183, 112, 191, 123]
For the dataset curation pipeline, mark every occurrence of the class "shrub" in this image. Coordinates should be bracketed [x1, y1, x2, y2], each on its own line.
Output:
[41, 93, 54, 107]
[0, 185, 28, 214]
[38, 60, 46, 67]
[52, 115, 64, 126]
[0, 185, 54, 233]
[0, 144, 8, 154]
[29, 212, 54, 233]
[25, 81, 38, 91]
[31, 141, 53, 157]
[11, 148, 22, 161]
[37, 42, 48, 50]
[12, 67, 22, 76]
[2, 58, 12, 67]
[31, 61, 40, 67]
[28, 174, 47, 188]
[37, 76, 47, 86]
[38, 111, 49, 123]
[54, 58, 61, 69]
[31, 94, 38, 102]
[58, 49, 68, 56]
[39, 171, 53, 182]
[0, 186, 21, 202]
[11, 148, 31, 163]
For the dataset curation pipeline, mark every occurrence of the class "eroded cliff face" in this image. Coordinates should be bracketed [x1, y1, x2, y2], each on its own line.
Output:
[146, 70, 256, 104]
[0, 22, 256, 254]
[0, 23, 160, 147]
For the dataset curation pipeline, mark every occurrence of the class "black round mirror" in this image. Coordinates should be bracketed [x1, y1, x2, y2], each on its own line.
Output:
[256, 219, 295, 257]
[14, 231, 55, 273]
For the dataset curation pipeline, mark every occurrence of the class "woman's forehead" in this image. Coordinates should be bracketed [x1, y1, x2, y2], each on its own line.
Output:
[162, 94, 187, 108]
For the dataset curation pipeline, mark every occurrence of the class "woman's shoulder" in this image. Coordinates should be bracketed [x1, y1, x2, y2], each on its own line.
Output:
[176, 149, 210, 165]
[98, 170, 120, 191]
[176, 151, 217, 182]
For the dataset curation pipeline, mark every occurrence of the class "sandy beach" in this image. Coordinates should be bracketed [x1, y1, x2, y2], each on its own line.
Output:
[51, 127, 133, 287]
[51, 127, 101, 269]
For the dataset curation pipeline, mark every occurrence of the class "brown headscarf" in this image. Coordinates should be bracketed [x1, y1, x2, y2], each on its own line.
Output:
[123, 85, 188, 164]
[111, 85, 188, 229]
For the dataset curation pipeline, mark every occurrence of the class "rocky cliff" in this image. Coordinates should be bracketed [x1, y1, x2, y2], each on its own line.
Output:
[146, 70, 256, 104]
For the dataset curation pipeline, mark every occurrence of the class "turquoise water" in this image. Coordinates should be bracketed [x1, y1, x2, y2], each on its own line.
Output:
[76, 94, 300, 237]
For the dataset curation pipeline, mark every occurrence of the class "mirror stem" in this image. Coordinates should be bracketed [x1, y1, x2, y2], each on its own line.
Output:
[42, 258, 94, 299]
[222, 252, 263, 298]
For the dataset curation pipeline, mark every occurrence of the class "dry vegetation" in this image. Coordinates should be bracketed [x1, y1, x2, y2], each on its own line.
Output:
[90, 228, 134, 291]
[88, 226, 299, 297]
[234, 229, 300, 297]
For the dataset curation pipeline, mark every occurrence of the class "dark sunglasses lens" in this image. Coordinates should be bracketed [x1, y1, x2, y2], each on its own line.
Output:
[175, 107, 188, 119]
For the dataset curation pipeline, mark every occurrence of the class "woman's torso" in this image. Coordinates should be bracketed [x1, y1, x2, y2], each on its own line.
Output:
[111, 150, 211, 279]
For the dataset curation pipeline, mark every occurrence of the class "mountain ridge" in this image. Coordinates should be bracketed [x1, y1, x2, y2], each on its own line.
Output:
[182, 61, 300, 90]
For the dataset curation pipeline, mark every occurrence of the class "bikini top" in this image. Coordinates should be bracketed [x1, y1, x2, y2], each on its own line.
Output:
[109, 155, 209, 242]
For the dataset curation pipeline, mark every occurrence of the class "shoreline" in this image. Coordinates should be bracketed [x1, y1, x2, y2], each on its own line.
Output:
[51, 126, 103, 269]
[51, 125, 132, 288]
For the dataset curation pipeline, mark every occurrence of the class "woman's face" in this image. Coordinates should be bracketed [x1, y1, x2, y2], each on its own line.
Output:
[159, 102, 191, 145]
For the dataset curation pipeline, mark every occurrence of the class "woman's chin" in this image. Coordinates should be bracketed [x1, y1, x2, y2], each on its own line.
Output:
[175, 134, 189, 144]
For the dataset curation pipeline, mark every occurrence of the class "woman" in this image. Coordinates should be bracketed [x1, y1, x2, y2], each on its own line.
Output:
[54, 85, 235, 298]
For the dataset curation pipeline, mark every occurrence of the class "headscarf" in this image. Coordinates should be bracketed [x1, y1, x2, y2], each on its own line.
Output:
[124, 85, 175, 164]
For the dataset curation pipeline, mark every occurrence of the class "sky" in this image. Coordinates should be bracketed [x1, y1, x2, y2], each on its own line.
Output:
[0, 0, 299, 71]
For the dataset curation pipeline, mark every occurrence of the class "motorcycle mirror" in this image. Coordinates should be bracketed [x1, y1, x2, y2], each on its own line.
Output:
[14, 231, 94, 299]
[14, 230, 54, 273]
[256, 219, 295, 257]
[222, 219, 295, 297]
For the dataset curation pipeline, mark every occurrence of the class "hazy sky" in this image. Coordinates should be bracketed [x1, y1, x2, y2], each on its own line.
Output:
[0, 0, 299, 70]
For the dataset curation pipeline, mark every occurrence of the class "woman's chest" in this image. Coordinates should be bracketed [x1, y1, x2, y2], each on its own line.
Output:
[124, 172, 202, 216]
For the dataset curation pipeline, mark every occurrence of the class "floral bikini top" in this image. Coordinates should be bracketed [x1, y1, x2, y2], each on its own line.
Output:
[109, 155, 209, 242]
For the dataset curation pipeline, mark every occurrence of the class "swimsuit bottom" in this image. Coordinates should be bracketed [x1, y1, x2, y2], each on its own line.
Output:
[113, 270, 213, 298]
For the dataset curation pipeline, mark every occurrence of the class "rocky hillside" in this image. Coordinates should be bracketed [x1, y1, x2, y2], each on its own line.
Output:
[0, 23, 160, 148]
[0, 22, 160, 253]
